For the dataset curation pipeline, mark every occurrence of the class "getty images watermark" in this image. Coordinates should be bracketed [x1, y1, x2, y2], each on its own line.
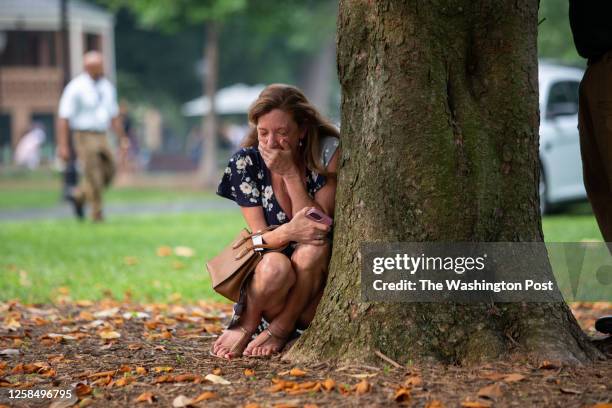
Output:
[361, 243, 612, 303]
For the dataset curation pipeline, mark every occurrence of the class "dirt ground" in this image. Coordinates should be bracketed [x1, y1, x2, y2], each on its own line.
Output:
[0, 299, 610, 408]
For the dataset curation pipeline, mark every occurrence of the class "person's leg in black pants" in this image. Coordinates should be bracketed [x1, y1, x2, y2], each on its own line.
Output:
[63, 131, 84, 219]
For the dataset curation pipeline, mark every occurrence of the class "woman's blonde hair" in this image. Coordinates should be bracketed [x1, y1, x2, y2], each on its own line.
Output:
[241, 84, 339, 176]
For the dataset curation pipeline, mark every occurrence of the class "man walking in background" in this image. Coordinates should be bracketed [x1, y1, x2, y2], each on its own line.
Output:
[569, 1, 612, 336]
[57, 51, 129, 222]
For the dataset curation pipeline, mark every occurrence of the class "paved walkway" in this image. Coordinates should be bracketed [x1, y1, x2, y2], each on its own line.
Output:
[0, 200, 236, 221]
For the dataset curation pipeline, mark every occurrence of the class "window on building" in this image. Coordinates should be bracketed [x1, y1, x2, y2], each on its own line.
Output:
[0, 113, 11, 164]
[0, 31, 57, 67]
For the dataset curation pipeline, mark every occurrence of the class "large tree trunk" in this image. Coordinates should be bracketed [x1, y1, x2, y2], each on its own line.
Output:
[198, 23, 219, 188]
[286, 0, 602, 365]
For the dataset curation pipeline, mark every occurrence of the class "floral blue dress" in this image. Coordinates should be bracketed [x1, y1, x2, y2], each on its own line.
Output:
[217, 146, 328, 227]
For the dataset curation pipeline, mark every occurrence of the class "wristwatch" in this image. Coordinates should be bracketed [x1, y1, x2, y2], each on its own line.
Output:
[252, 234, 264, 251]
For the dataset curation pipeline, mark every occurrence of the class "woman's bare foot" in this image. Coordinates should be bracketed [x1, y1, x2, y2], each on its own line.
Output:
[212, 326, 252, 359]
[243, 325, 292, 357]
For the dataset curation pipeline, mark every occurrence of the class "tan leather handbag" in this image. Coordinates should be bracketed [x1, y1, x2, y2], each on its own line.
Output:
[206, 225, 287, 302]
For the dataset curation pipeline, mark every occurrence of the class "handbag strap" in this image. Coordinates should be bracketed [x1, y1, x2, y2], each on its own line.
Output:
[233, 225, 290, 259]
[231, 224, 280, 249]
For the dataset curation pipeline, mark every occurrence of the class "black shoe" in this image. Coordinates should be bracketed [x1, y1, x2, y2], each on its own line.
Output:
[67, 192, 84, 220]
[595, 316, 612, 334]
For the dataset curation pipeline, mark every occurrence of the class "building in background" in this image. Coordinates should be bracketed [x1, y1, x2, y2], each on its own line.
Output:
[0, 0, 115, 163]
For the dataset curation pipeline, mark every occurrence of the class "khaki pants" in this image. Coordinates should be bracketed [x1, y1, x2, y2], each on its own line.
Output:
[73, 131, 115, 219]
[578, 50, 612, 242]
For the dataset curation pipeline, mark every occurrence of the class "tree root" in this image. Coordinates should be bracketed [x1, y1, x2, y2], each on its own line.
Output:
[591, 336, 612, 358]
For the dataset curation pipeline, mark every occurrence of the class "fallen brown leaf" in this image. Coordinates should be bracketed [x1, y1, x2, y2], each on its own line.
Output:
[75, 383, 92, 397]
[174, 246, 195, 257]
[91, 376, 112, 386]
[289, 367, 306, 377]
[153, 366, 173, 373]
[205, 373, 231, 385]
[394, 387, 411, 404]
[321, 378, 335, 391]
[539, 360, 560, 370]
[354, 379, 371, 395]
[461, 400, 492, 408]
[152, 375, 174, 384]
[297, 381, 318, 390]
[338, 383, 352, 396]
[135, 367, 147, 375]
[244, 368, 255, 376]
[404, 374, 423, 387]
[98, 330, 121, 340]
[347, 372, 377, 379]
[503, 373, 526, 383]
[0, 378, 13, 387]
[47, 354, 65, 363]
[174, 374, 200, 383]
[41, 367, 56, 377]
[477, 383, 503, 400]
[157, 246, 173, 257]
[559, 387, 582, 395]
[193, 391, 217, 402]
[88, 370, 116, 379]
[135, 392, 156, 404]
[425, 400, 445, 408]
[115, 376, 135, 387]
[480, 371, 506, 381]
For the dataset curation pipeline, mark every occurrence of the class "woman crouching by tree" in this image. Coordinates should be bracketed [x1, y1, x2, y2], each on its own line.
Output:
[212, 84, 340, 359]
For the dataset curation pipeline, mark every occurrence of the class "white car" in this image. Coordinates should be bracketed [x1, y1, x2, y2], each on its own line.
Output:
[539, 61, 586, 214]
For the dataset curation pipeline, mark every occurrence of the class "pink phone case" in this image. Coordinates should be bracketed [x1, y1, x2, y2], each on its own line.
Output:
[306, 208, 333, 226]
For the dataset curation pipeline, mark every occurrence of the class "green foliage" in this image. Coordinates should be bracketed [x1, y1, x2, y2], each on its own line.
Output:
[113, 11, 203, 103]
[104, 0, 247, 29]
[93, 0, 339, 141]
[538, 0, 584, 66]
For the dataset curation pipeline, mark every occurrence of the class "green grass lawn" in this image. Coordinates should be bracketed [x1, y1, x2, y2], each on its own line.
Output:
[0, 181, 215, 210]
[541, 202, 602, 242]
[0, 212, 243, 304]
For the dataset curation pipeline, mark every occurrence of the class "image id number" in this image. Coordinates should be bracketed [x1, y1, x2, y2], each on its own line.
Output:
[8, 389, 73, 399]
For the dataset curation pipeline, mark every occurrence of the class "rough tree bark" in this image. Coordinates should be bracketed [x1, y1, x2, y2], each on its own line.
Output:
[286, 0, 602, 365]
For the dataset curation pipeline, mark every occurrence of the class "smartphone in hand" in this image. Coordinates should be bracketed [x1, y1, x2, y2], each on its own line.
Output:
[305, 208, 333, 226]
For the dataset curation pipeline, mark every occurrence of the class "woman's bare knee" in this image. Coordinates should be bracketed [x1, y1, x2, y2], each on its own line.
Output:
[291, 243, 330, 273]
[251, 253, 295, 298]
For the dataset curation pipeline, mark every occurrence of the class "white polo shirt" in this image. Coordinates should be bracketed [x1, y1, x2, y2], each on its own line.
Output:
[58, 73, 119, 132]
